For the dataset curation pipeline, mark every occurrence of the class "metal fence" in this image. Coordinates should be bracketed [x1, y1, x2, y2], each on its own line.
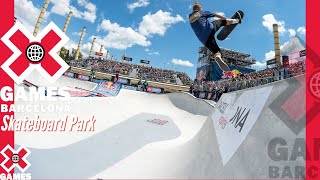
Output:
[215, 70, 305, 93]
[191, 70, 305, 102]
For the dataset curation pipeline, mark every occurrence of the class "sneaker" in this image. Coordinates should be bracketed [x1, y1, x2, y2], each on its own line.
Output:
[236, 11, 242, 24]
[215, 56, 230, 71]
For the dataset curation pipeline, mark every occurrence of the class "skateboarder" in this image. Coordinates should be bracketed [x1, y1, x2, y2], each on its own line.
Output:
[189, 2, 242, 72]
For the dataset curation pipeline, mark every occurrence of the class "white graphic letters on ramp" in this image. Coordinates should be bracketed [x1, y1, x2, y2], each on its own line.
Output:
[212, 86, 273, 165]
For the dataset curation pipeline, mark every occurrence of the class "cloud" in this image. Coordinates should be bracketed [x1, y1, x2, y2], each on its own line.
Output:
[81, 41, 107, 56]
[265, 50, 275, 61]
[171, 58, 194, 67]
[288, 29, 296, 37]
[63, 40, 78, 50]
[145, 48, 160, 55]
[14, 0, 50, 33]
[51, 0, 97, 23]
[297, 26, 306, 36]
[262, 14, 286, 35]
[62, 36, 108, 58]
[128, 0, 150, 13]
[264, 41, 289, 60]
[92, 10, 183, 50]
[96, 19, 151, 50]
[138, 10, 185, 37]
[72, 31, 82, 36]
[148, 52, 160, 56]
[252, 61, 266, 71]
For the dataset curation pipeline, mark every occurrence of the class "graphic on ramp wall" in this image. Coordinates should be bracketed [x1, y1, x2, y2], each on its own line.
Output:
[94, 80, 122, 97]
[212, 86, 273, 165]
[64, 87, 96, 97]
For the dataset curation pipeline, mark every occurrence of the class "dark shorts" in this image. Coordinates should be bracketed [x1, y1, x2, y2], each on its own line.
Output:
[205, 20, 227, 54]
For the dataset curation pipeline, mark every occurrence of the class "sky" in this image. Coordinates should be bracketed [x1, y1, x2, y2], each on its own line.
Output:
[15, 0, 306, 79]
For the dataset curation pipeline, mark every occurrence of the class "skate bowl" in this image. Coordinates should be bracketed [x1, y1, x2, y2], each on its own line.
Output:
[15, 72, 306, 179]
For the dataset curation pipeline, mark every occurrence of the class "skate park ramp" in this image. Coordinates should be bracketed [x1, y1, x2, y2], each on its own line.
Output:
[15, 71, 305, 179]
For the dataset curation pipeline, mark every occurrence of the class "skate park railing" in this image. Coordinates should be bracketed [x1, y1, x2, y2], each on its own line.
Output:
[216, 70, 305, 92]
[69, 67, 190, 93]
[194, 70, 305, 101]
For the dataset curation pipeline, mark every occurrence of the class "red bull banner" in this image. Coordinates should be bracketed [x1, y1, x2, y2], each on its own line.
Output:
[196, 65, 208, 81]
[222, 71, 234, 79]
[94, 80, 122, 97]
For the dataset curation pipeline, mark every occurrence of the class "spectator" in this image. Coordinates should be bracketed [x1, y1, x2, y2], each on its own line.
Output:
[143, 80, 149, 92]
[137, 79, 143, 91]
[90, 68, 96, 82]
[189, 84, 194, 94]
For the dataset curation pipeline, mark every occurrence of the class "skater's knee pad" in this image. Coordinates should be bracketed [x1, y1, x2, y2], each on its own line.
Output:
[221, 20, 227, 26]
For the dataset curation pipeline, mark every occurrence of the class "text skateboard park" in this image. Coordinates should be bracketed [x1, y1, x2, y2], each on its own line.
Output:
[0, 0, 318, 180]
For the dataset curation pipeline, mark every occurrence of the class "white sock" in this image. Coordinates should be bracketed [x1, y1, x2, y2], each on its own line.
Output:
[231, 19, 239, 24]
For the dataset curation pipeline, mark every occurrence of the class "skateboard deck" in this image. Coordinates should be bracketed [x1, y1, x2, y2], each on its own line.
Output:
[217, 10, 244, 41]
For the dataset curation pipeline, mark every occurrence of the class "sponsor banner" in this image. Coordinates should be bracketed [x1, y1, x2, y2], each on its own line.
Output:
[267, 58, 276, 65]
[222, 71, 234, 79]
[196, 65, 207, 80]
[77, 74, 90, 81]
[95, 52, 103, 56]
[94, 80, 122, 97]
[64, 72, 74, 78]
[211, 62, 255, 81]
[282, 56, 289, 67]
[212, 86, 273, 165]
[146, 86, 162, 94]
[123, 56, 133, 61]
[299, 49, 306, 57]
[122, 85, 137, 91]
[111, 76, 130, 85]
[140, 60, 150, 64]
[64, 87, 96, 97]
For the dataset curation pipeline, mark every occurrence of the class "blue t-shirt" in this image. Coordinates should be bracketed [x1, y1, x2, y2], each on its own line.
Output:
[189, 10, 216, 44]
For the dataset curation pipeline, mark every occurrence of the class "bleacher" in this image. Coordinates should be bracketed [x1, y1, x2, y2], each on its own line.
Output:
[69, 58, 193, 85]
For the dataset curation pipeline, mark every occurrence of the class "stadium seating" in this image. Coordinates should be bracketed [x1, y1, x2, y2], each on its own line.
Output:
[69, 59, 193, 85]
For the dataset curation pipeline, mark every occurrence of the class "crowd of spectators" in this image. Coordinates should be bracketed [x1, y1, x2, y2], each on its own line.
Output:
[70, 59, 133, 75]
[191, 61, 306, 102]
[69, 58, 193, 85]
[136, 66, 176, 83]
[285, 61, 305, 75]
[177, 73, 193, 85]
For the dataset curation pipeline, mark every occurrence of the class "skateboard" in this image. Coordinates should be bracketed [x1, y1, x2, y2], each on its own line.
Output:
[217, 10, 244, 41]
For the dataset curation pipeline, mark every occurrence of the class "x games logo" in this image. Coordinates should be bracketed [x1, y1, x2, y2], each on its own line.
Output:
[1, 22, 70, 84]
[0, 145, 31, 173]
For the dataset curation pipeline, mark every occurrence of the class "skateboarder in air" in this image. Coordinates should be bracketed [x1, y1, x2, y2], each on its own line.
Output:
[189, 2, 242, 72]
